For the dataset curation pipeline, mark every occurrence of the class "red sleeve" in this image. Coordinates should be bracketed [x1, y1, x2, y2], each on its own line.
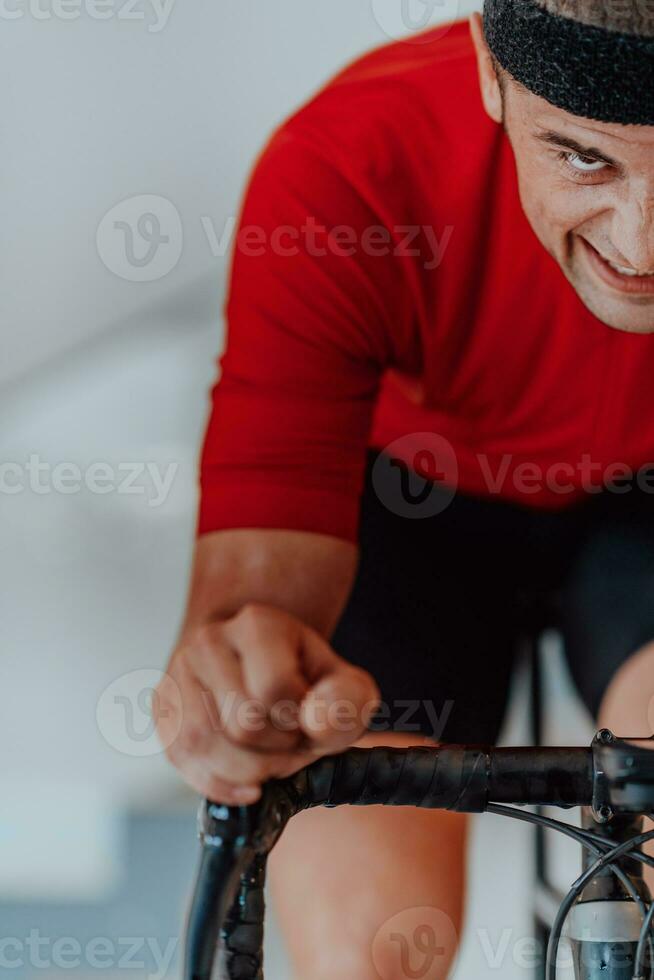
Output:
[199, 127, 408, 543]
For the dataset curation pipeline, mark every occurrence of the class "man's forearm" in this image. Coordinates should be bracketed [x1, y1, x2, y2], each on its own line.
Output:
[159, 527, 372, 802]
[181, 528, 358, 638]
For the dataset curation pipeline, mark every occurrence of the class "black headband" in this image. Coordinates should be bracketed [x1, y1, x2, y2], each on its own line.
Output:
[483, 0, 654, 126]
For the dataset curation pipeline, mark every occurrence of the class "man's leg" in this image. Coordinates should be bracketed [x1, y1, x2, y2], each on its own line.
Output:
[562, 504, 654, 887]
[598, 641, 654, 736]
[562, 508, 654, 738]
[269, 731, 468, 980]
[596, 642, 654, 890]
[266, 455, 526, 979]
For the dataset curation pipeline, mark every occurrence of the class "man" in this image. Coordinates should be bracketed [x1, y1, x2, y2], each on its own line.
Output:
[157, 2, 654, 976]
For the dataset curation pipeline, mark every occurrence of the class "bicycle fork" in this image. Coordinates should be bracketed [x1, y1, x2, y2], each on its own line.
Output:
[568, 809, 651, 980]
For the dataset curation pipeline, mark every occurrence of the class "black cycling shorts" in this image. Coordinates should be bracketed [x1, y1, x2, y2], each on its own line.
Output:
[332, 451, 654, 745]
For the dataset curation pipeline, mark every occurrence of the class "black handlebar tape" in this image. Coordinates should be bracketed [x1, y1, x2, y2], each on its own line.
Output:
[185, 797, 285, 980]
[290, 746, 594, 811]
[187, 789, 299, 980]
[487, 747, 594, 807]
[184, 843, 253, 980]
[184, 803, 258, 980]
[220, 852, 267, 980]
[293, 745, 492, 812]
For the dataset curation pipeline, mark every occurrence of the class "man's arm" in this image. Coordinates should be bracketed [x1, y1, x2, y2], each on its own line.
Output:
[158, 125, 405, 803]
[182, 529, 357, 636]
[156, 529, 380, 804]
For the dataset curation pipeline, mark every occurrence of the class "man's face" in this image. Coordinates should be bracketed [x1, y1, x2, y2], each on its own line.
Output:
[503, 82, 654, 334]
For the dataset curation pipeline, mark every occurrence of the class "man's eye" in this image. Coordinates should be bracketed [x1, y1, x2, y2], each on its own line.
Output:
[565, 152, 607, 173]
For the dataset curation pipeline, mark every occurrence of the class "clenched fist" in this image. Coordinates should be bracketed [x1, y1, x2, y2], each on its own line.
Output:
[156, 604, 380, 804]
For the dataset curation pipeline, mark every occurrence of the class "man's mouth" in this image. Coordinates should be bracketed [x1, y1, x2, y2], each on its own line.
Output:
[580, 239, 654, 296]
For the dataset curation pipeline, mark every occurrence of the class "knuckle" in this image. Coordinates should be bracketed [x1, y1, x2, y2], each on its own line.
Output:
[234, 604, 275, 644]
[256, 679, 288, 705]
[235, 754, 269, 784]
[176, 723, 209, 757]
[234, 603, 290, 643]
[348, 666, 378, 697]
[225, 723, 264, 748]
[203, 776, 235, 804]
[189, 622, 222, 651]
[235, 602, 266, 628]
[203, 743, 266, 785]
[164, 735, 189, 768]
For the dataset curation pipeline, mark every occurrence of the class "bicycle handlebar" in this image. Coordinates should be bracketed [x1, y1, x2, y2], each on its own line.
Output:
[183, 731, 654, 980]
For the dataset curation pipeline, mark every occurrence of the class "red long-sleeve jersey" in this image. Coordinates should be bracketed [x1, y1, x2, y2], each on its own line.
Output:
[199, 20, 654, 543]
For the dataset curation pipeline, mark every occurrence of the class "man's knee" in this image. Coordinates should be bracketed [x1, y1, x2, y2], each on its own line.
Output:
[561, 516, 654, 722]
[309, 938, 455, 980]
[307, 951, 397, 980]
[599, 640, 654, 734]
[306, 902, 459, 980]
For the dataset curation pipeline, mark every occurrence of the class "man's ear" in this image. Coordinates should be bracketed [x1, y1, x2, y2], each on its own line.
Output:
[469, 12, 504, 124]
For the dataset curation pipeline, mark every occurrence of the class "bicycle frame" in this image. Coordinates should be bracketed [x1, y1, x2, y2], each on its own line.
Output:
[182, 731, 654, 980]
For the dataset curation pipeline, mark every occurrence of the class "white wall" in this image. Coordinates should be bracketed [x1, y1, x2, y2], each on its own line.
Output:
[1, 0, 481, 901]
[1, 0, 481, 387]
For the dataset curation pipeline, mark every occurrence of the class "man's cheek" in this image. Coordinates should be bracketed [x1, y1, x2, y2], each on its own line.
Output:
[528, 189, 582, 241]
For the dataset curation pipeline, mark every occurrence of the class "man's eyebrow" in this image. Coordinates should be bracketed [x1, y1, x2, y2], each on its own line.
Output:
[534, 130, 620, 168]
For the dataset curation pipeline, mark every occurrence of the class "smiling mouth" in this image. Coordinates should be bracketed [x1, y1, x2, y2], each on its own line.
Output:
[580, 239, 654, 296]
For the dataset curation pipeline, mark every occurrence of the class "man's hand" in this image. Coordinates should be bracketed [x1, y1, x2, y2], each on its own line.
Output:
[156, 603, 379, 804]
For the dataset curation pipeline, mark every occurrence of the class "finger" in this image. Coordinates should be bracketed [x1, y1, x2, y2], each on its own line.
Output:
[153, 670, 185, 748]
[224, 607, 310, 710]
[182, 765, 262, 805]
[182, 741, 330, 802]
[170, 674, 302, 784]
[297, 625, 342, 685]
[201, 727, 303, 786]
[190, 629, 299, 752]
[300, 657, 381, 753]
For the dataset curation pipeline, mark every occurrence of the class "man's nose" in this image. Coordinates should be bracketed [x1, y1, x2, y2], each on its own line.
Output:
[611, 191, 654, 274]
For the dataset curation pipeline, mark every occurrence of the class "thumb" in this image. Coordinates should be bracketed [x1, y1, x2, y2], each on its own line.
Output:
[299, 662, 380, 753]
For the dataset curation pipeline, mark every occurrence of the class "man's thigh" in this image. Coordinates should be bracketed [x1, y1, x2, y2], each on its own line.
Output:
[331, 451, 528, 745]
[268, 732, 468, 980]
